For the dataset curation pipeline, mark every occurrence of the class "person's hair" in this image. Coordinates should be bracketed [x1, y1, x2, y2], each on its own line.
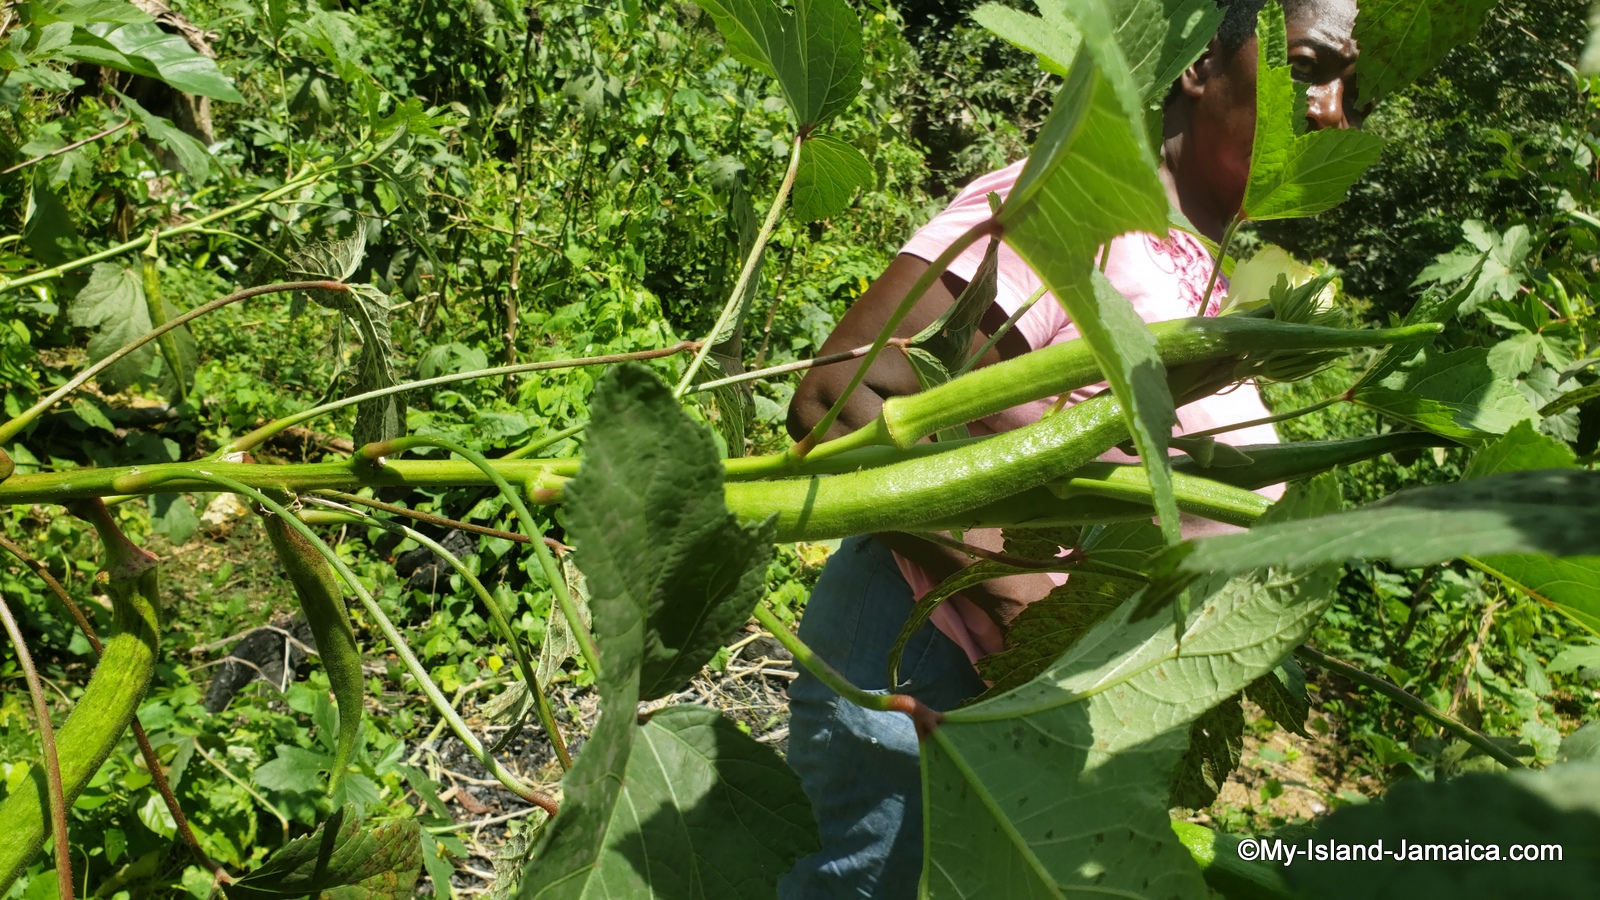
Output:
[1214, 0, 1312, 56]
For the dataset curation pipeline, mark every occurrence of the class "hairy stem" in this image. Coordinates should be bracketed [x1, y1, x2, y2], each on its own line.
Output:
[0, 281, 349, 445]
[1296, 645, 1526, 770]
[675, 134, 804, 396]
[0, 592, 73, 900]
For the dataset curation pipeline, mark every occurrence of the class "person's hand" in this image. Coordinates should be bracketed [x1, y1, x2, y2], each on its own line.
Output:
[872, 529, 1057, 637]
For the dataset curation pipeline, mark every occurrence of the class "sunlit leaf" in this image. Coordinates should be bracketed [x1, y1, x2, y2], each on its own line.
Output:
[69, 263, 155, 393]
[75, 21, 245, 102]
[791, 134, 872, 221]
[689, 0, 862, 128]
[1241, 4, 1383, 221]
[972, 2, 1081, 76]
[1353, 0, 1499, 104]
[1353, 347, 1537, 443]
[115, 90, 210, 180]
[224, 805, 422, 899]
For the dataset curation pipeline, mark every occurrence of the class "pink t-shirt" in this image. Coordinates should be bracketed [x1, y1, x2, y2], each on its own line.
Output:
[894, 160, 1284, 664]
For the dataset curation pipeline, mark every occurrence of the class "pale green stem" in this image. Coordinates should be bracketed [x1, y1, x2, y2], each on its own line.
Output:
[1178, 394, 1345, 440]
[138, 470, 556, 810]
[674, 134, 804, 396]
[0, 593, 72, 900]
[0, 281, 348, 446]
[360, 436, 601, 677]
[1199, 216, 1241, 314]
[794, 219, 996, 456]
[502, 422, 585, 461]
[1296, 645, 1526, 770]
[0, 164, 331, 295]
[218, 343, 697, 458]
[303, 495, 571, 770]
[751, 603, 895, 712]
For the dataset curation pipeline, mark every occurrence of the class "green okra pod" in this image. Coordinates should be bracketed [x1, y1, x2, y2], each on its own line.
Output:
[878, 318, 1442, 448]
[0, 504, 162, 890]
[260, 501, 364, 794]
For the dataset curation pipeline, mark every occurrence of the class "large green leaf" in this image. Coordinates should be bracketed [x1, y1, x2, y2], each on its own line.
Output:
[1462, 423, 1600, 637]
[921, 482, 1341, 898]
[1283, 762, 1600, 898]
[790, 133, 873, 221]
[689, 0, 861, 128]
[563, 364, 775, 701]
[224, 804, 422, 899]
[998, 43, 1179, 545]
[1352, 347, 1537, 443]
[524, 364, 811, 898]
[1241, 4, 1383, 221]
[73, 21, 245, 102]
[1151, 470, 1600, 594]
[972, 1, 1081, 76]
[1352, 0, 1499, 105]
[69, 263, 156, 392]
[115, 90, 211, 180]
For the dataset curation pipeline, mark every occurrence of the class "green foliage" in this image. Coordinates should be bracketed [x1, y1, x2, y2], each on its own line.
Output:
[223, 804, 422, 899]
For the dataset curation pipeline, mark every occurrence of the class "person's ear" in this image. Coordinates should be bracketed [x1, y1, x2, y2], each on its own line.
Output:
[1179, 36, 1224, 100]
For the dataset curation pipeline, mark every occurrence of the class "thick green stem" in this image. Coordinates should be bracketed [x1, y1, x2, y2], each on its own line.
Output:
[675, 134, 804, 396]
[1296, 645, 1526, 770]
[141, 236, 188, 404]
[138, 470, 558, 813]
[359, 436, 600, 676]
[0, 281, 349, 446]
[221, 342, 698, 457]
[794, 219, 997, 456]
[306, 496, 571, 771]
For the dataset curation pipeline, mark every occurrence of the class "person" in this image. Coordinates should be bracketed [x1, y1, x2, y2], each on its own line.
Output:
[777, 0, 1366, 896]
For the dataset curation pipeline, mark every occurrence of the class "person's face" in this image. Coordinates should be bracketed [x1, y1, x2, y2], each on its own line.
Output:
[1180, 0, 1364, 219]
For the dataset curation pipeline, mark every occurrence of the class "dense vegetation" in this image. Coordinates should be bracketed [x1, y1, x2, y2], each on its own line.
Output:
[0, 0, 1598, 897]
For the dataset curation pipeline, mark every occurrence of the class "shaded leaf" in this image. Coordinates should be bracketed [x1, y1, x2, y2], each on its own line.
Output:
[1245, 657, 1311, 737]
[911, 235, 999, 372]
[791, 134, 872, 221]
[1170, 694, 1245, 809]
[689, 0, 862, 127]
[1284, 763, 1600, 898]
[975, 582, 1129, 693]
[1242, 4, 1383, 221]
[1352, 0, 1499, 104]
[23, 181, 84, 267]
[224, 805, 422, 899]
[565, 364, 776, 702]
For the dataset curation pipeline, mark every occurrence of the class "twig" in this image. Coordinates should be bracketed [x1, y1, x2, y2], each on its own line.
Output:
[2, 118, 133, 175]
[683, 340, 886, 394]
[1296, 645, 1525, 770]
[0, 592, 73, 900]
[311, 490, 564, 550]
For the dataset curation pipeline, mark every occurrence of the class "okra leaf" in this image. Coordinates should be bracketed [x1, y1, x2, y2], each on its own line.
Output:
[1282, 763, 1600, 897]
[996, 34, 1180, 544]
[527, 365, 807, 897]
[1462, 424, 1600, 637]
[115, 90, 210, 180]
[1352, 0, 1499, 106]
[972, 1, 1081, 77]
[690, 0, 862, 128]
[791, 133, 872, 221]
[974, 582, 1128, 693]
[1169, 693, 1245, 809]
[69, 262, 156, 393]
[223, 804, 422, 899]
[1245, 657, 1312, 737]
[75, 21, 244, 102]
[1241, 4, 1383, 221]
[911, 234, 999, 371]
[1352, 261, 1482, 393]
[1352, 347, 1537, 444]
[922, 509, 1341, 898]
[564, 363, 776, 702]
[1150, 469, 1600, 590]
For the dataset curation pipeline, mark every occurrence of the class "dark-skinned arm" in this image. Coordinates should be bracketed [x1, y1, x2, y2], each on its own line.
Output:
[786, 253, 1056, 632]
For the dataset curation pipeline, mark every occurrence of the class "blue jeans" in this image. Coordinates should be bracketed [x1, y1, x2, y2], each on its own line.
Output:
[779, 537, 987, 899]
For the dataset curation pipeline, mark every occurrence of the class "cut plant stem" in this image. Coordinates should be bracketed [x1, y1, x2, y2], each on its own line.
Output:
[1296, 645, 1526, 770]
[0, 592, 72, 900]
[793, 219, 997, 457]
[138, 470, 559, 814]
[0, 280, 349, 446]
[675, 134, 804, 396]
[222, 343, 697, 458]
[358, 436, 601, 677]
[1199, 215, 1240, 314]
[303, 495, 572, 770]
